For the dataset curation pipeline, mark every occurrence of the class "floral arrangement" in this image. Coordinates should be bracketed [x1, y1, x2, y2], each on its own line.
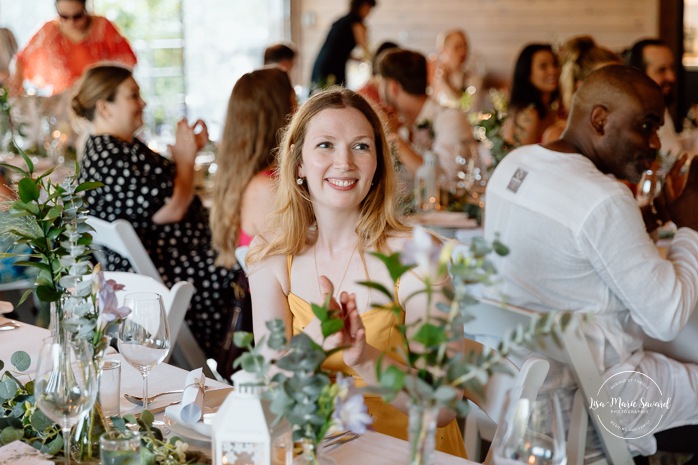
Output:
[0, 350, 209, 464]
[362, 226, 511, 416]
[471, 88, 515, 172]
[233, 300, 373, 451]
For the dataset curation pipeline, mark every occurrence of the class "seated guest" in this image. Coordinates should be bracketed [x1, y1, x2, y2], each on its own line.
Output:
[542, 35, 620, 143]
[9, 0, 136, 96]
[484, 64, 698, 459]
[209, 67, 296, 377]
[356, 40, 399, 112]
[263, 42, 297, 74]
[502, 43, 560, 147]
[378, 48, 474, 177]
[427, 29, 483, 111]
[0, 27, 17, 84]
[247, 87, 467, 457]
[73, 65, 237, 368]
[626, 38, 684, 164]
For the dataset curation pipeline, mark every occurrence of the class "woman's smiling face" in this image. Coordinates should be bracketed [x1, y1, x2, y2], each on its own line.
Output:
[298, 106, 377, 212]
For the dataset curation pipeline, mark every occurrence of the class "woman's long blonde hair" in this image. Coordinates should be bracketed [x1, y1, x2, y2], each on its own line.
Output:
[211, 67, 294, 267]
[248, 87, 409, 264]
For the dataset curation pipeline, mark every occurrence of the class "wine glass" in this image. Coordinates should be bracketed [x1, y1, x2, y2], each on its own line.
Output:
[492, 389, 567, 465]
[34, 336, 98, 465]
[118, 292, 170, 411]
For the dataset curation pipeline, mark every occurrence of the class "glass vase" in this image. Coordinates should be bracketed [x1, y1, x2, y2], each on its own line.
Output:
[408, 401, 439, 465]
[70, 393, 107, 463]
[293, 438, 337, 465]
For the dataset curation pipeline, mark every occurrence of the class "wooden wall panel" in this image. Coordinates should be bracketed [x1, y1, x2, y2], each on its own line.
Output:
[292, 0, 659, 89]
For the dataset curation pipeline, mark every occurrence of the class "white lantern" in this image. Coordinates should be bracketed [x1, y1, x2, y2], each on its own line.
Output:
[212, 371, 292, 465]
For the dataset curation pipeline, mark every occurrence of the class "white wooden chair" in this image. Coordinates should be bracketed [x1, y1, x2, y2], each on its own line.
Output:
[103, 271, 194, 363]
[463, 298, 635, 465]
[87, 216, 215, 378]
[465, 356, 550, 464]
[234, 246, 249, 274]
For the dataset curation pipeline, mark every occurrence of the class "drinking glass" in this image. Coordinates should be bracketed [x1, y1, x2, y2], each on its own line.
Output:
[100, 430, 141, 465]
[34, 337, 98, 465]
[118, 292, 170, 411]
[492, 389, 567, 465]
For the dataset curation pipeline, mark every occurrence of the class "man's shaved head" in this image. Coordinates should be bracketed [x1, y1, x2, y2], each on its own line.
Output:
[560, 65, 665, 183]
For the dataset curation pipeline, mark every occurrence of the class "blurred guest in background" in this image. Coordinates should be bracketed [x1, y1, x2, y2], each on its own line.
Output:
[10, 0, 136, 96]
[73, 65, 236, 371]
[627, 38, 683, 162]
[502, 43, 560, 147]
[209, 67, 296, 377]
[542, 36, 620, 142]
[378, 48, 473, 177]
[427, 29, 483, 111]
[357, 40, 398, 112]
[263, 42, 297, 75]
[0, 28, 18, 84]
[310, 0, 376, 92]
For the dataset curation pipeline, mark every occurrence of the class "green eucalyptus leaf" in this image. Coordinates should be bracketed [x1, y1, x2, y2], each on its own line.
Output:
[43, 434, 64, 456]
[0, 360, 3, 371]
[379, 365, 405, 393]
[233, 331, 254, 348]
[30, 408, 54, 432]
[0, 426, 24, 444]
[111, 416, 127, 432]
[412, 323, 447, 348]
[140, 410, 154, 426]
[311, 302, 328, 321]
[36, 285, 62, 303]
[10, 351, 30, 372]
[0, 379, 19, 400]
[356, 280, 394, 300]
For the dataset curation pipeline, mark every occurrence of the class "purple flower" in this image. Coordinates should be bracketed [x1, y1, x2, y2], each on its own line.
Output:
[333, 374, 372, 434]
[93, 271, 130, 323]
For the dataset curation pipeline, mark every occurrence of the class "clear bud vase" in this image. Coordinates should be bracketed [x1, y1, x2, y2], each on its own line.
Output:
[408, 401, 439, 465]
[71, 400, 107, 463]
[293, 438, 337, 465]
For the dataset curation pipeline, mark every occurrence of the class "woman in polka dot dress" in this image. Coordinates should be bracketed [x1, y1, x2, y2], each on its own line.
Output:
[72, 65, 237, 367]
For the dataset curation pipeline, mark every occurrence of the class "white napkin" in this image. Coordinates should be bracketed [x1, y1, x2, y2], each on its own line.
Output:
[178, 368, 205, 424]
[0, 301, 13, 314]
[0, 441, 54, 465]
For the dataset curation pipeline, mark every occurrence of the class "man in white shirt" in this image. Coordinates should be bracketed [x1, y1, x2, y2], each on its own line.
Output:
[378, 48, 473, 177]
[484, 65, 698, 458]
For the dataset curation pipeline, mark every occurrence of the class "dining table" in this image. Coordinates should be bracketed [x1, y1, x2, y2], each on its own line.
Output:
[0, 314, 474, 465]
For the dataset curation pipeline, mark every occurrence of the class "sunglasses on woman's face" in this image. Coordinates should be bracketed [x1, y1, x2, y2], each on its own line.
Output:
[58, 10, 86, 21]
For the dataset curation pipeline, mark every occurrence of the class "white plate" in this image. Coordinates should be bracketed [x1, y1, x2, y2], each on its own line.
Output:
[163, 388, 232, 443]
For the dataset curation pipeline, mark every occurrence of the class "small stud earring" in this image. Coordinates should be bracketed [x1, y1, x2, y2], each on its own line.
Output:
[296, 177, 304, 185]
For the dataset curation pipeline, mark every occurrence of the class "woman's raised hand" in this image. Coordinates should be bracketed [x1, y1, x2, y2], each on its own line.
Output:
[170, 118, 208, 165]
[338, 290, 367, 368]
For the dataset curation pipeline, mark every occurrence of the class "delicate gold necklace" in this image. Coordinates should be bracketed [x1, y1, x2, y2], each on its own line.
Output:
[314, 241, 359, 298]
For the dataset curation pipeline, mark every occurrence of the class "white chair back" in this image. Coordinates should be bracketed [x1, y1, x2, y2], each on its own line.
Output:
[464, 354, 550, 463]
[464, 299, 634, 465]
[86, 216, 161, 280]
[234, 246, 249, 274]
[88, 216, 214, 378]
[104, 271, 194, 362]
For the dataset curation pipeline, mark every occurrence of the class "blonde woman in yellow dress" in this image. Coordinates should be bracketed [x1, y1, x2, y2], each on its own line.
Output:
[247, 87, 467, 458]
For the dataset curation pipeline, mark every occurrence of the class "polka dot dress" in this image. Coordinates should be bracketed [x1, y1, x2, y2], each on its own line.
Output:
[79, 134, 239, 364]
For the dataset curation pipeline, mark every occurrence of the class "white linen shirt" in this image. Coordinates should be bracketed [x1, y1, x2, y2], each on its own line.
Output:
[483, 144, 698, 455]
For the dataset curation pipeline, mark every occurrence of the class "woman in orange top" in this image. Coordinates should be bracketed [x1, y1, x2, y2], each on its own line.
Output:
[10, 0, 136, 96]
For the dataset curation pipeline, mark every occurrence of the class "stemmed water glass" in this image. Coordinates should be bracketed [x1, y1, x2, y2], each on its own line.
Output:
[492, 389, 567, 465]
[118, 292, 171, 412]
[34, 336, 98, 465]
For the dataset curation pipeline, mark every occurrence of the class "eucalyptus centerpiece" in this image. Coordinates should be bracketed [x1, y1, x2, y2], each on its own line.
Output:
[0, 152, 123, 462]
[234, 302, 373, 465]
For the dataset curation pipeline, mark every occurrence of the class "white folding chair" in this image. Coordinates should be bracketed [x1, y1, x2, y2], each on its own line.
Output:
[463, 298, 635, 465]
[87, 216, 215, 378]
[465, 355, 550, 464]
[234, 246, 249, 274]
[103, 271, 194, 363]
